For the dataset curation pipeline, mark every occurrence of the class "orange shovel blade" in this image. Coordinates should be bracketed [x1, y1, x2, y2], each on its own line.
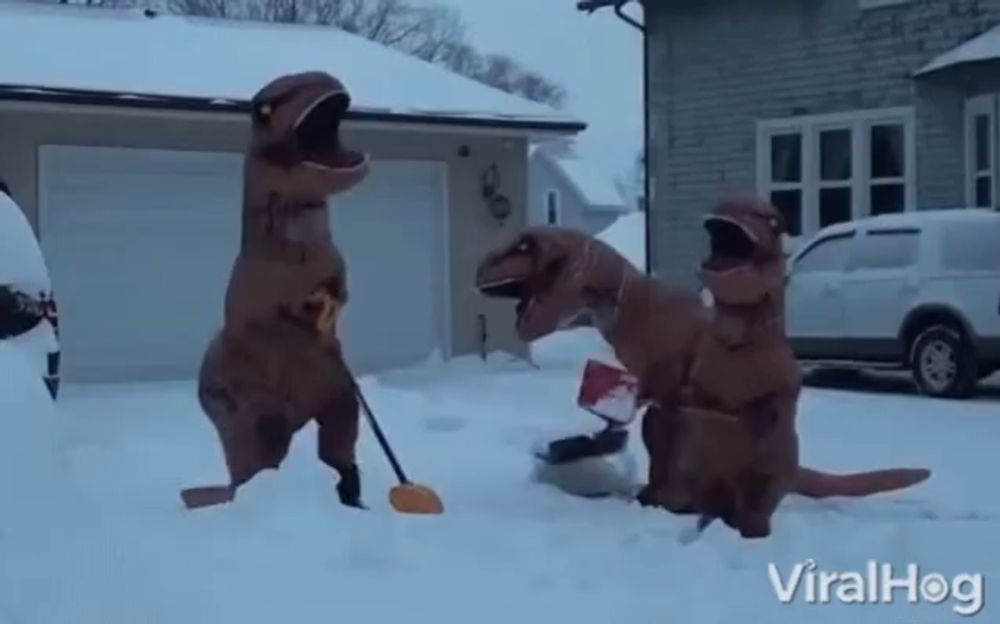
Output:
[389, 483, 444, 515]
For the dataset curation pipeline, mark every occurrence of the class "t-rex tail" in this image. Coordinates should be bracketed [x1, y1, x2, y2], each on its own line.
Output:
[794, 466, 931, 498]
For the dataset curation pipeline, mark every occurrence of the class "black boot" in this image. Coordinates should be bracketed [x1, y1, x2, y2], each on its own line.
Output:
[335, 463, 366, 509]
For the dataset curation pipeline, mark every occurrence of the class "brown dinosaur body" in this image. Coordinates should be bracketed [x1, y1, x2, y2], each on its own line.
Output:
[182, 72, 370, 510]
[475, 214, 931, 537]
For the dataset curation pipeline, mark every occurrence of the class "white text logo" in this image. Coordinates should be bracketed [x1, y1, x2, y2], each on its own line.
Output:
[768, 559, 985, 616]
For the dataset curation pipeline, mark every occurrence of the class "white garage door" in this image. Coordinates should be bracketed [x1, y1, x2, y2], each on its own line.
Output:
[39, 145, 449, 383]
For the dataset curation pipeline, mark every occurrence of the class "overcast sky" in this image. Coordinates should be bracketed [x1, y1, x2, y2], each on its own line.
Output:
[415, 0, 644, 186]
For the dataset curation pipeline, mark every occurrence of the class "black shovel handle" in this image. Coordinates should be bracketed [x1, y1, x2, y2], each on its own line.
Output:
[352, 380, 410, 485]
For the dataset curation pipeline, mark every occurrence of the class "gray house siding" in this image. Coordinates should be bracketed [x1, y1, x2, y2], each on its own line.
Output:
[646, 0, 1000, 287]
[528, 151, 621, 234]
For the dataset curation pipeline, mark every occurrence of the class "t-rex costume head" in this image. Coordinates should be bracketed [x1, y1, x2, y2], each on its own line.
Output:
[182, 72, 372, 511]
[247, 71, 368, 199]
[700, 196, 786, 307]
[475, 225, 644, 343]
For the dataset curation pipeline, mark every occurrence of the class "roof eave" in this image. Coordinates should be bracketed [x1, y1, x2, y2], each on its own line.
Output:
[0, 84, 586, 136]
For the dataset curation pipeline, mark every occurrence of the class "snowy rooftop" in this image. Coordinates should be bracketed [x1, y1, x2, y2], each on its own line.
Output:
[0, 1, 585, 133]
[549, 154, 628, 210]
[915, 24, 1000, 75]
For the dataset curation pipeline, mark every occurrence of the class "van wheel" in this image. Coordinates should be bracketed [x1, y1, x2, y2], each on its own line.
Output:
[910, 325, 978, 399]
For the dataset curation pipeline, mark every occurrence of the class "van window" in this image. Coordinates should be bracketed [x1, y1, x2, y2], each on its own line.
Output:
[851, 229, 919, 270]
[941, 220, 1000, 270]
[792, 234, 853, 274]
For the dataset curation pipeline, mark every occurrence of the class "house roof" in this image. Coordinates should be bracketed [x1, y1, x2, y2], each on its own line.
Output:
[546, 154, 627, 210]
[915, 25, 1000, 76]
[0, 1, 585, 134]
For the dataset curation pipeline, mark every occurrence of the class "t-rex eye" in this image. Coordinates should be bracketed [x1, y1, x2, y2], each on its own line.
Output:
[254, 102, 272, 123]
[517, 241, 530, 253]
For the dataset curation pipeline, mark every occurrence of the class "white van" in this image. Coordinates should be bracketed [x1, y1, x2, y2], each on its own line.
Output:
[0, 183, 60, 399]
[786, 208, 1000, 399]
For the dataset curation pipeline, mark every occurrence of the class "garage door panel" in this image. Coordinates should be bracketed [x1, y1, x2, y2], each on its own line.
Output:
[40, 146, 242, 383]
[40, 146, 447, 383]
[330, 161, 448, 374]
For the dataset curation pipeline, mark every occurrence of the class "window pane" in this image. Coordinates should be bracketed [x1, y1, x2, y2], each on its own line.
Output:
[851, 231, 919, 270]
[770, 189, 802, 237]
[871, 123, 904, 178]
[975, 114, 991, 172]
[820, 187, 852, 227]
[870, 184, 905, 215]
[942, 220, 1000, 270]
[975, 176, 992, 208]
[820, 129, 852, 181]
[793, 235, 853, 274]
[770, 133, 801, 183]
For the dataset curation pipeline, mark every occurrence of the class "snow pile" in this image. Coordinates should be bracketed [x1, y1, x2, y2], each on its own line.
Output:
[0, 343, 79, 551]
[531, 327, 614, 371]
[0, 329, 996, 621]
[597, 210, 646, 272]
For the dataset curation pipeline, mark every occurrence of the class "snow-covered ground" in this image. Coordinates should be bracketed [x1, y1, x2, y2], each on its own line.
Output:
[1, 327, 997, 623]
[1, 210, 995, 623]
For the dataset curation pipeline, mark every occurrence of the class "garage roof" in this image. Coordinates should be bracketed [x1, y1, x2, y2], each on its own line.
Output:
[914, 25, 1000, 76]
[0, 1, 585, 134]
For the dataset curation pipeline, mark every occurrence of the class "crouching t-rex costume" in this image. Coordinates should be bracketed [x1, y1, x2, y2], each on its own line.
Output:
[181, 72, 370, 510]
[475, 201, 931, 537]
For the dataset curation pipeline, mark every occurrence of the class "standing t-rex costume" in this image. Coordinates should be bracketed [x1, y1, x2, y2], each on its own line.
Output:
[474, 200, 931, 537]
[181, 71, 370, 510]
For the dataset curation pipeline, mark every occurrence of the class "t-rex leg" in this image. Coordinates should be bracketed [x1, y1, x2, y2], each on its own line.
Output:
[637, 406, 695, 513]
[729, 470, 794, 539]
[203, 383, 295, 488]
[316, 383, 364, 508]
[183, 374, 296, 509]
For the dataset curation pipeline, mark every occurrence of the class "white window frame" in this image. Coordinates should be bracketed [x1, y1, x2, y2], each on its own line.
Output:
[814, 122, 861, 234]
[757, 107, 916, 244]
[545, 188, 561, 225]
[964, 94, 996, 209]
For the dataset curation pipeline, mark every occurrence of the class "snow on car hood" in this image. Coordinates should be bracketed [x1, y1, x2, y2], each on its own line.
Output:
[0, 193, 51, 295]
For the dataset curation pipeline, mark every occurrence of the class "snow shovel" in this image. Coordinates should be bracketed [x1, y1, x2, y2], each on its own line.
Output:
[311, 288, 443, 515]
[535, 359, 638, 464]
[351, 378, 444, 515]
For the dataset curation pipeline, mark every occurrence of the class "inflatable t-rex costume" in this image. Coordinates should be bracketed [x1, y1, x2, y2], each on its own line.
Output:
[475, 198, 931, 537]
[181, 71, 370, 510]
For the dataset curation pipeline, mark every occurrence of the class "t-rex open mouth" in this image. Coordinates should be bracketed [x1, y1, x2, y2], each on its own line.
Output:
[294, 90, 365, 171]
[477, 243, 567, 332]
[478, 276, 536, 329]
[703, 215, 758, 272]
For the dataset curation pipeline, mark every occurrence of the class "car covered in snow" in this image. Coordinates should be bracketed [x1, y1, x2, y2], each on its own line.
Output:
[0, 181, 60, 399]
[785, 208, 1000, 399]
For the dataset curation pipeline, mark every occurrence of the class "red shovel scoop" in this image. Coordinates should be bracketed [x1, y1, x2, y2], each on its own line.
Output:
[576, 359, 640, 425]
